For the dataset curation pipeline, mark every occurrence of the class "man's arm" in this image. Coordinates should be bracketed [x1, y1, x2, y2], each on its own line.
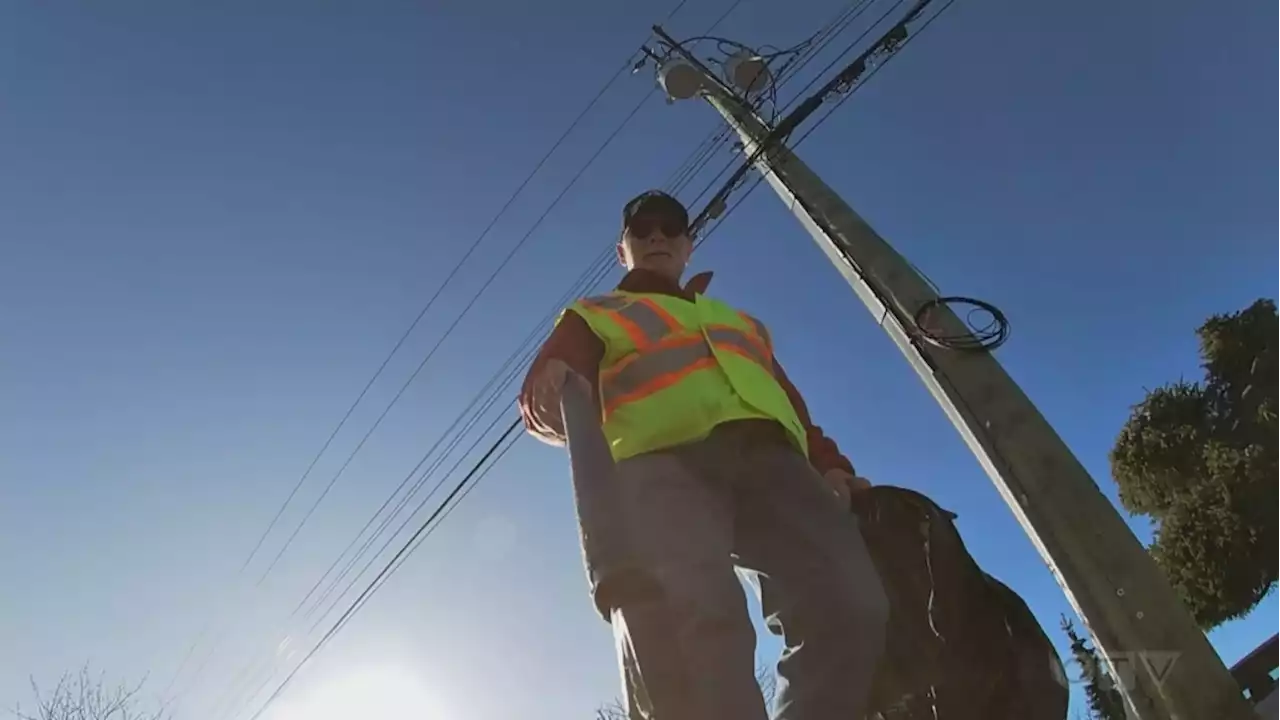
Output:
[772, 359, 856, 476]
[518, 310, 605, 446]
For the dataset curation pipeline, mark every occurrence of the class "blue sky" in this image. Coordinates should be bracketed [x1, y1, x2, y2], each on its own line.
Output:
[1, 1, 1274, 719]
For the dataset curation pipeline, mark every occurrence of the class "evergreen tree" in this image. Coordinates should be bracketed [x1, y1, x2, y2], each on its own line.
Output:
[1110, 298, 1277, 628]
[1061, 616, 1127, 720]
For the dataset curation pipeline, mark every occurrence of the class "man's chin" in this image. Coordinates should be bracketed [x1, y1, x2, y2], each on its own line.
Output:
[637, 259, 681, 278]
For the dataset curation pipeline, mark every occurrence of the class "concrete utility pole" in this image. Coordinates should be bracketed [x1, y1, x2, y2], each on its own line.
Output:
[648, 22, 1254, 720]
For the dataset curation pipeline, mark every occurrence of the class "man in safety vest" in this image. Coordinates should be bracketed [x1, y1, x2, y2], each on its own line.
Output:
[519, 190, 888, 720]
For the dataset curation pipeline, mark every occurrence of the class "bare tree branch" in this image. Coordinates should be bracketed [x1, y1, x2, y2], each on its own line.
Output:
[12, 666, 165, 720]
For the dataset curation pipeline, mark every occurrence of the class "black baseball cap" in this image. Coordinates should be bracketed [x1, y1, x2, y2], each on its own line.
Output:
[622, 190, 689, 233]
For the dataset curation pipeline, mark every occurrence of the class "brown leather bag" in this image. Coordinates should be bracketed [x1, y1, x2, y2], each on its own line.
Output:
[850, 486, 1069, 720]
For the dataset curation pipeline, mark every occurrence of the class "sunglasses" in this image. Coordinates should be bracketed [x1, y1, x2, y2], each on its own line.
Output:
[624, 212, 688, 239]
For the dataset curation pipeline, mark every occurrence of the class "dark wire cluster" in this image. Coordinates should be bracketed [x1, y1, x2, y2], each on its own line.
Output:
[683, 0, 1008, 354]
[669, 0, 885, 237]
[914, 296, 1011, 352]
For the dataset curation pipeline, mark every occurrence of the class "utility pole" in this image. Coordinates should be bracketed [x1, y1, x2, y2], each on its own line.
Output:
[646, 18, 1254, 720]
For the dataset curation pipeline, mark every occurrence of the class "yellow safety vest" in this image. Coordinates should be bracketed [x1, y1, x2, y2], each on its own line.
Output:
[568, 290, 808, 462]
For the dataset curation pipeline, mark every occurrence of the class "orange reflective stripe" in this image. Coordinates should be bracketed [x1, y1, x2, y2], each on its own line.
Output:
[706, 326, 771, 366]
[715, 341, 771, 369]
[604, 356, 719, 417]
[601, 332, 704, 385]
[612, 311, 653, 349]
[738, 312, 771, 351]
[637, 297, 683, 332]
[600, 326, 775, 415]
[603, 337, 711, 400]
[579, 294, 681, 349]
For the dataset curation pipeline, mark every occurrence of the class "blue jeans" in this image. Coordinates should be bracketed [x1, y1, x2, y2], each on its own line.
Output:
[607, 421, 888, 720]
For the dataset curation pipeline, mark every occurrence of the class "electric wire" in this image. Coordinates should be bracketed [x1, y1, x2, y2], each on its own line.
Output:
[273, 0, 747, 632]
[211, 105, 636, 720]
[666, 125, 734, 196]
[172, 47, 677, 720]
[212, 0, 880, 707]
[781, 0, 1003, 350]
[304, 391, 523, 637]
[215, 249, 619, 720]
[665, 0, 865, 203]
[661, 0, 866, 206]
[213, 201, 625, 719]
[220, 260, 619, 714]
[278, 0, 971, 710]
[709, 0, 996, 353]
[252, 90, 657, 592]
[237, 147, 761, 720]
[243, 32, 653, 586]
[771, 0, 880, 114]
[672, 0, 877, 214]
[288, 248, 618, 625]
[206, 74, 656, 720]
[160, 15, 680, 710]
[294, 239, 620, 625]
[687, 0, 917, 239]
[243, 421, 522, 720]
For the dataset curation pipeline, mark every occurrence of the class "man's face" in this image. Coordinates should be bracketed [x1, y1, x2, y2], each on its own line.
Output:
[617, 209, 693, 280]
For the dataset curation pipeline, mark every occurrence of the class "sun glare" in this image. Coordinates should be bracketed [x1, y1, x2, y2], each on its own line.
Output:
[265, 664, 441, 720]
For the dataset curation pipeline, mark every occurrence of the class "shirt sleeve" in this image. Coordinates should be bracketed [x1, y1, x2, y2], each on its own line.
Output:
[518, 308, 605, 446]
[772, 358, 856, 476]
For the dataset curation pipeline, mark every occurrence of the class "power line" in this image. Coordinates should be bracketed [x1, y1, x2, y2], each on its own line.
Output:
[792, 0, 954, 149]
[284, 127, 779, 719]
[692, 0, 955, 256]
[243, 421, 522, 720]
[251, 88, 656, 591]
[238, 31, 649, 585]
[165, 37, 665, 720]
[286, 0, 757, 617]
[221, 1, 773, 707]
[668, 0, 877, 209]
[219, 258, 612, 710]
[293, 251, 618, 629]
[229, 152, 754, 720]
[251, 88, 657, 593]
[281, 0, 873, 650]
[287, 242, 620, 627]
[238, 0, 960, 710]
[260, 0, 746, 642]
[201, 12, 708, 720]
[686, 0, 916, 238]
[282, 0, 921, 638]
[232, 4, 977, 714]
[234, 153, 759, 720]
[212, 243, 622, 720]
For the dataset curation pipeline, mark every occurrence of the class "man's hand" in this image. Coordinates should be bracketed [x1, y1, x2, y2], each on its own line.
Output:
[823, 469, 871, 509]
[529, 360, 592, 433]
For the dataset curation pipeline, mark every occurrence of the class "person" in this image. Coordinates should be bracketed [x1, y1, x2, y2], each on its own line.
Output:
[518, 190, 888, 720]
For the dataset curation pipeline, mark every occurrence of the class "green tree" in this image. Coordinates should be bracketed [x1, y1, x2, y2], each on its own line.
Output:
[1061, 617, 1127, 720]
[1110, 298, 1277, 628]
